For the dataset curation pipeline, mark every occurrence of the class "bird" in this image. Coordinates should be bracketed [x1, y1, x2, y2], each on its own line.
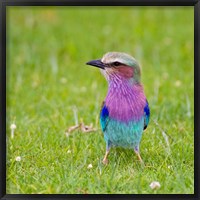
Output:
[86, 52, 150, 165]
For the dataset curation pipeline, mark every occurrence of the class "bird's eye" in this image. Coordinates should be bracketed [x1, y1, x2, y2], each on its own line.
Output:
[113, 62, 121, 66]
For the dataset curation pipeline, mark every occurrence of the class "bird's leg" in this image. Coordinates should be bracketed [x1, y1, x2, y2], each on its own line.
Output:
[102, 141, 112, 165]
[102, 150, 110, 165]
[134, 145, 144, 164]
[135, 151, 143, 163]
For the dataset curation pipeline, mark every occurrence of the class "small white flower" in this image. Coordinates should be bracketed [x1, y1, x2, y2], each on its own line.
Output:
[15, 156, 21, 162]
[87, 164, 93, 169]
[149, 181, 161, 189]
[67, 150, 71, 154]
[175, 80, 182, 87]
[10, 123, 17, 139]
[10, 124, 17, 129]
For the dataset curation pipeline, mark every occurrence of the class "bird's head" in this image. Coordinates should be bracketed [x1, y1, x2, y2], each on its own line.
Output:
[86, 52, 141, 83]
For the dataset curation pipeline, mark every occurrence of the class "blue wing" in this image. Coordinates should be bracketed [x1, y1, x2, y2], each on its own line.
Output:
[100, 102, 109, 132]
[144, 100, 150, 130]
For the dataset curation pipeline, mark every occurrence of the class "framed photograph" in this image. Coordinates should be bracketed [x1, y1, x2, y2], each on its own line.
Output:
[0, 0, 199, 199]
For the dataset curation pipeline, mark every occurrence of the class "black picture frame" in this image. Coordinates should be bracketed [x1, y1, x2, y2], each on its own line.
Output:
[0, 0, 199, 199]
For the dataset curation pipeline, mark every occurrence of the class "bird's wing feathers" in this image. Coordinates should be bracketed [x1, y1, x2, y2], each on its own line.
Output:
[100, 100, 150, 132]
[144, 100, 150, 130]
[100, 101, 110, 132]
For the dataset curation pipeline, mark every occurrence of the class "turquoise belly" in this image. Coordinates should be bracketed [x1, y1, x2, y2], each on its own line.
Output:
[103, 118, 144, 149]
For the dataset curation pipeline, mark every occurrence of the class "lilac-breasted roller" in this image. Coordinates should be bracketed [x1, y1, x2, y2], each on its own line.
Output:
[86, 52, 150, 165]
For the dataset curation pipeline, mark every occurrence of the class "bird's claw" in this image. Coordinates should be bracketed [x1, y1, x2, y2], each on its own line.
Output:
[102, 158, 109, 165]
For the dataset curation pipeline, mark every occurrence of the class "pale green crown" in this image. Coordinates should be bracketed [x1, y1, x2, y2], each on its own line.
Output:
[101, 52, 139, 67]
[101, 52, 141, 81]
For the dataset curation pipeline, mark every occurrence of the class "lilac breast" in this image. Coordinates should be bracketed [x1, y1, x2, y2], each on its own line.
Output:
[105, 80, 146, 123]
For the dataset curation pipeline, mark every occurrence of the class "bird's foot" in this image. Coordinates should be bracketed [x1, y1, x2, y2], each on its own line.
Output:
[139, 158, 145, 167]
[102, 149, 110, 165]
[102, 158, 109, 165]
[137, 153, 143, 163]
[134, 150, 145, 167]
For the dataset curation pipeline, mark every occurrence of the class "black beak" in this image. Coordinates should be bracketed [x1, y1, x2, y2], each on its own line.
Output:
[86, 59, 105, 69]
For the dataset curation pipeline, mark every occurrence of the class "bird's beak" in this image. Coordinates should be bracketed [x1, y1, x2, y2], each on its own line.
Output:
[86, 59, 105, 69]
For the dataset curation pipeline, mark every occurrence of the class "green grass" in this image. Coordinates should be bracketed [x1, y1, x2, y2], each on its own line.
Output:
[6, 7, 194, 194]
